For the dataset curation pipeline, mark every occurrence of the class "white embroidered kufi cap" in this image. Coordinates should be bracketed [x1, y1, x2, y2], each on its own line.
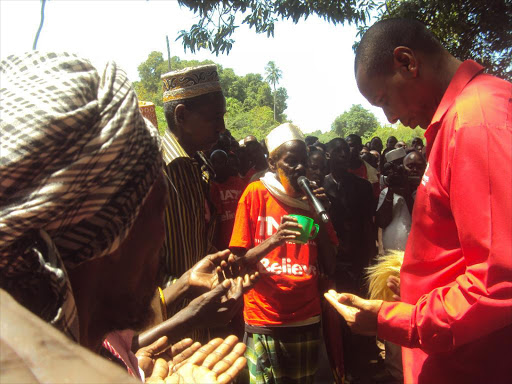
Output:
[265, 123, 305, 155]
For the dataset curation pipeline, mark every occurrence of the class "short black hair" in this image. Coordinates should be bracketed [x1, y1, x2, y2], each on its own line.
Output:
[346, 134, 363, 147]
[355, 18, 444, 77]
[163, 91, 223, 131]
[326, 138, 349, 154]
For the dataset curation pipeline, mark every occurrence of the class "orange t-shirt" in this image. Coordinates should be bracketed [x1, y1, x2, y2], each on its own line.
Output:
[210, 176, 246, 250]
[229, 181, 321, 326]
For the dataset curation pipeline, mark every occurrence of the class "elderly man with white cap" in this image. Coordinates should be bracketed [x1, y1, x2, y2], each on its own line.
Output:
[228, 123, 337, 384]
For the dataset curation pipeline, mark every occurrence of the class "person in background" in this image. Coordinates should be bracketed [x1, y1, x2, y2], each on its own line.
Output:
[370, 136, 384, 154]
[326, 17, 512, 384]
[383, 136, 398, 157]
[210, 150, 246, 251]
[306, 150, 329, 186]
[346, 134, 380, 198]
[411, 137, 424, 153]
[244, 140, 269, 184]
[229, 123, 337, 384]
[394, 140, 407, 150]
[305, 135, 319, 146]
[324, 138, 378, 383]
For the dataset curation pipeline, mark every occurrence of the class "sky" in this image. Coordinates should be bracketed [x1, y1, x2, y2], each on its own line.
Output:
[0, 0, 389, 133]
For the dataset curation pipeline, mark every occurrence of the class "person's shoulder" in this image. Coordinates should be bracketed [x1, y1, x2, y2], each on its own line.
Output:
[454, 73, 512, 129]
[240, 180, 267, 199]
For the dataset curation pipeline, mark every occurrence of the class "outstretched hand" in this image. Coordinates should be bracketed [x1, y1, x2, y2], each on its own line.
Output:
[324, 290, 383, 336]
[188, 249, 232, 296]
[145, 335, 247, 384]
[136, 336, 194, 378]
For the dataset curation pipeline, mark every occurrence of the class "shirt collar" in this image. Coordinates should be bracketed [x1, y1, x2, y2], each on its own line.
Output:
[162, 128, 189, 165]
[424, 60, 485, 156]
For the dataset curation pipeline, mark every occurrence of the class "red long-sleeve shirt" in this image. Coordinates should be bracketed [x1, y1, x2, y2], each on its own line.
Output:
[377, 61, 512, 383]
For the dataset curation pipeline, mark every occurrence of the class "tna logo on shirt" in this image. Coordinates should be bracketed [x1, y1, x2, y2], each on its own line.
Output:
[258, 257, 317, 276]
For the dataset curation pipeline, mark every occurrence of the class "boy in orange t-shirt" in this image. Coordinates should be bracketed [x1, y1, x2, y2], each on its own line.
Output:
[229, 123, 336, 384]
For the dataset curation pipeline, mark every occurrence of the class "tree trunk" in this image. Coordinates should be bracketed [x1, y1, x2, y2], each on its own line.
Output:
[273, 88, 276, 121]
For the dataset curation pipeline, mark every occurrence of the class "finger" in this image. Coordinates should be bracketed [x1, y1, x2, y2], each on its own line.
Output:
[211, 341, 246, 374]
[170, 342, 201, 370]
[217, 356, 247, 384]
[323, 292, 360, 321]
[202, 335, 239, 369]
[146, 336, 171, 355]
[337, 292, 368, 310]
[149, 358, 169, 381]
[281, 215, 298, 223]
[171, 338, 194, 358]
[207, 249, 232, 265]
[184, 338, 224, 367]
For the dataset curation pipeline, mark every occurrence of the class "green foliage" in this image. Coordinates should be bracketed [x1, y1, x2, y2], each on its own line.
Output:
[355, 0, 512, 81]
[331, 104, 379, 138]
[308, 129, 340, 144]
[155, 105, 168, 135]
[226, 101, 279, 141]
[362, 123, 425, 146]
[175, 0, 379, 55]
[265, 61, 283, 121]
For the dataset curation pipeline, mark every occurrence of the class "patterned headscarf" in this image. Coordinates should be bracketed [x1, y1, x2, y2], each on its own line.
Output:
[0, 52, 162, 340]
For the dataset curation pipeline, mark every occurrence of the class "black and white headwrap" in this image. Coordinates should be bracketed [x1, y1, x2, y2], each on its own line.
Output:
[0, 52, 162, 340]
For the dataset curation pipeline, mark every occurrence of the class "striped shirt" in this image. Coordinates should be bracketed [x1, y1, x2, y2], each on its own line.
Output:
[161, 129, 215, 285]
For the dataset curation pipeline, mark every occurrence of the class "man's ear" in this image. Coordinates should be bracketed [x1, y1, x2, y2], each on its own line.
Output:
[174, 103, 187, 126]
[392, 46, 418, 78]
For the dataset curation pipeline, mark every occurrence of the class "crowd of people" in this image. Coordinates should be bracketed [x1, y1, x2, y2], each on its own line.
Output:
[1, 17, 510, 384]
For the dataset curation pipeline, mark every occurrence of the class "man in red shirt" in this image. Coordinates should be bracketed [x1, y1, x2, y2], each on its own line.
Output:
[325, 18, 512, 383]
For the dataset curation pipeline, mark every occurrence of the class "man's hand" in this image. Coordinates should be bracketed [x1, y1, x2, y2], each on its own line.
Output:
[136, 336, 194, 378]
[324, 290, 383, 336]
[169, 335, 247, 384]
[185, 278, 244, 329]
[145, 336, 247, 384]
[270, 215, 302, 247]
[187, 249, 232, 296]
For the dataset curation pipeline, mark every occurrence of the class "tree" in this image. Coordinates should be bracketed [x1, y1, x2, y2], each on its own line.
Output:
[176, 0, 378, 55]
[331, 104, 379, 138]
[362, 123, 425, 146]
[265, 61, 283, 121]
[355, 0, 512, 81]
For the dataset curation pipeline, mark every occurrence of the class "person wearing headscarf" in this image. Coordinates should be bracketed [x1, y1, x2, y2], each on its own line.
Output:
[0, 52, 247, 383]
[229, 123, 337, 384]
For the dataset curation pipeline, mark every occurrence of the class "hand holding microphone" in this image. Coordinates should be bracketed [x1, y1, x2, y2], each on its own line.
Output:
[297, 176, 330, 224]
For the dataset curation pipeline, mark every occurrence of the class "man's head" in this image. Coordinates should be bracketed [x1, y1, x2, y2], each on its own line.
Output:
[370, 137, 383, 153]
[307, 151, 328, 186]
[245, 140, 267, 169]
[163, 65, 226, 154]
[403, 150, 427, 179]
[210, 149, 230, 181]
[411, 137, 424, 151]
[305, 135, 319, 146]
[326, 138, 351, 174]
[0, 53, 164, 345]
[266, 123, 307, 196]
[346, 134, 363, 161]
[355, 18, 449, 129]
[386, 136, 398, 149]
[395, 140, 407, 150]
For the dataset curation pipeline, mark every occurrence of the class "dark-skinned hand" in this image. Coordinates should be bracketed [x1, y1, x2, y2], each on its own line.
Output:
[136, 336, 194, 378]
[185, 278, 244, 329]
[146, 335, 246, 384]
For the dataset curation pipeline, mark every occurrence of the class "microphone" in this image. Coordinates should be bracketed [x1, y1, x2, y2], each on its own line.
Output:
[297, 176, 330, 224]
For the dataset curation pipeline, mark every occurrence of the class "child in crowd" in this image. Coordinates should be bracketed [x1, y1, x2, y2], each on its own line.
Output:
[229, 123, 337, 384]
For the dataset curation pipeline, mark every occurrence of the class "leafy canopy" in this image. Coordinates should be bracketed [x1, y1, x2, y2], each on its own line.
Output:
[176, 0, 378, 55]
[331, 104, 379, 138]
